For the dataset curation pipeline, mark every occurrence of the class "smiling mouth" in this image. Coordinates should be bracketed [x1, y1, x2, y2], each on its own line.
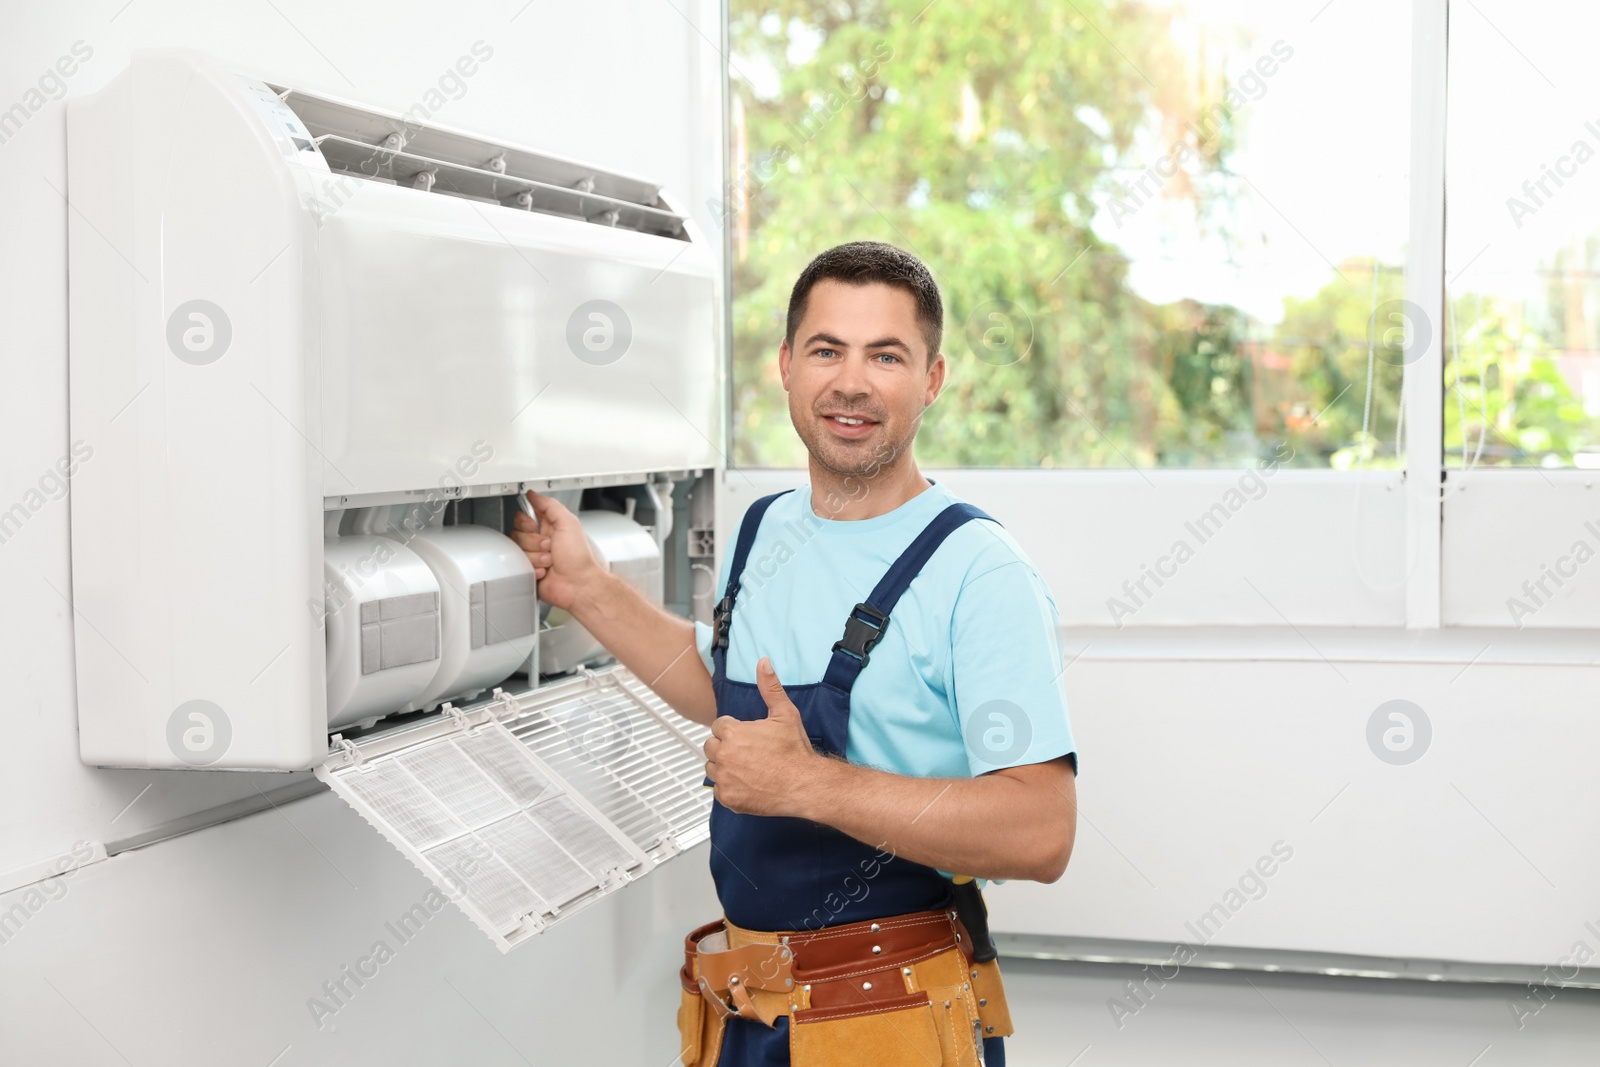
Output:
[821, 413, 880, 438]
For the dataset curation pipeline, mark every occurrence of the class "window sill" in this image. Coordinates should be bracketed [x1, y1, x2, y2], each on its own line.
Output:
[1058, 625, 1600, 667]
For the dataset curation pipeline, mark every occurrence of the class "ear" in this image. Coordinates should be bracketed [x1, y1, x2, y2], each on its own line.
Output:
[778, 337, 793, 392]
[924, 351, 946, 408]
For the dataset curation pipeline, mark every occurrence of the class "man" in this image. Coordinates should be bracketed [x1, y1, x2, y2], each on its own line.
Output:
[513, 241, 1077, 1066]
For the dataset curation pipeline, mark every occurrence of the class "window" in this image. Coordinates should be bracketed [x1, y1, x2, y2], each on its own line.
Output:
[1440, 0, 1600, 628]
[720, 1, 1597, 632]
[1446, 0, 1600, 469]
[725, 0, 1411, 471]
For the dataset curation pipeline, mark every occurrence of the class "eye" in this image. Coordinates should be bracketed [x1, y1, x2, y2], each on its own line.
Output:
[873, 351, 901, 365]
[814, 347, 838, 359]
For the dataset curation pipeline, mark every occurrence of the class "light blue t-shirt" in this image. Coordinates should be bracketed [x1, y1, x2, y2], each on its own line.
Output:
[693, 480, 1077, 881]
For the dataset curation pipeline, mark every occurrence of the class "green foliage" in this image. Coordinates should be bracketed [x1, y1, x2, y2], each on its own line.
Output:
[1444, 293, 1600, 467]
[727, 0, 1598, 470]
[1276, 263, 1404, 470]
[728, 0, 1214, 468]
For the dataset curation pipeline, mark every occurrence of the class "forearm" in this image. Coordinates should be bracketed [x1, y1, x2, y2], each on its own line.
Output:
[567, 570, 717, 725]
[797, 756, 1075, 883]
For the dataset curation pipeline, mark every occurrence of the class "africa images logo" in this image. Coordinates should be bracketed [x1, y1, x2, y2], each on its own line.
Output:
[963, 699, 1033, 769]
[1366, 699, 1430, 766]
[566, 300, 632, 366]
[166, 699, 232, 766]
[166, 299, 232, 365]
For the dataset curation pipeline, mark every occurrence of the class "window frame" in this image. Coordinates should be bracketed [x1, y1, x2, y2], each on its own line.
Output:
[718, 0, 1599, 633]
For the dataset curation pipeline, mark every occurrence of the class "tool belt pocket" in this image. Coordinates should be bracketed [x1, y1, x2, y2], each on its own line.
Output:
[970, 957, 1014, 1040]
[790, 991, 943, 1067]
[676, 977, 720, 1067]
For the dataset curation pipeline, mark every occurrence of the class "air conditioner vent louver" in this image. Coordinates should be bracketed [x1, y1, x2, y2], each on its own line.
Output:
[317, 665, 712, 952]
[503, 668, 713, 857]
[272, 85, 689, 240]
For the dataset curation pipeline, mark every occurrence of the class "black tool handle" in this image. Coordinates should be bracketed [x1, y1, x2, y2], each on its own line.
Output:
[951, 878, 997, 963]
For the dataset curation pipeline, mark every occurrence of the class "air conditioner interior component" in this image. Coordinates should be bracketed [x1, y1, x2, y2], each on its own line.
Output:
[324, 534, 443, 730]
[67, 49, 719, 770]
[347, 505, 539, 715]
[318, 664, 711, 951]
[540, 510, 664, 675]
[273, 86, 688, 239]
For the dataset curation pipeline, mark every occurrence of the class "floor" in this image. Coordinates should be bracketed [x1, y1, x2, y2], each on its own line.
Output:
[999, 957, 1600, 1066]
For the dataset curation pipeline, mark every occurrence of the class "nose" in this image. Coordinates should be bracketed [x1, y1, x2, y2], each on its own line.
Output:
[829, 350, 872, 402]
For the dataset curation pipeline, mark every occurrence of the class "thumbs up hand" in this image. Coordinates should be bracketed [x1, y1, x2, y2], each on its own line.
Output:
[703, 657, 822, 817]
[754, 655, 808, 733]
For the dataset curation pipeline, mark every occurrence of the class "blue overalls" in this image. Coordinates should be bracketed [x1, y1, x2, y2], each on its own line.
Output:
[705, 489, 1007, 1067]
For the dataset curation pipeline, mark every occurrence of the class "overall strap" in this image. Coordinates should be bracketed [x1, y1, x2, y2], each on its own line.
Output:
[822, 502, 997, 692]
[711, 490, 793, 678]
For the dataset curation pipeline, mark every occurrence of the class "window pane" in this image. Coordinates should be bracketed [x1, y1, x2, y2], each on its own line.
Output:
[1446, 1, 1600, 468]
[726, 0, 1411, 469]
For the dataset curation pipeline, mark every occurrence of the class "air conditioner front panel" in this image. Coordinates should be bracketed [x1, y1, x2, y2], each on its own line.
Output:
[316, 184, 720, 496]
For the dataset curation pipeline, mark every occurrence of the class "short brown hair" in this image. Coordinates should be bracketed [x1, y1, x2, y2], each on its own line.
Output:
[785, 241, 943, 360]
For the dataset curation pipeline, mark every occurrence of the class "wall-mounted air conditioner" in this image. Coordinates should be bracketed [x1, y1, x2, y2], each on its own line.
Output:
[67, 47, 722, 946]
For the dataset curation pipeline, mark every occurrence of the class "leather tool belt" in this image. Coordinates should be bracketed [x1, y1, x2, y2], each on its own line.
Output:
[676, 906, 1015, 1066]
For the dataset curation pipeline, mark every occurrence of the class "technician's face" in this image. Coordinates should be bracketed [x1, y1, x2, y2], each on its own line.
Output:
[779, 280, 945, 478]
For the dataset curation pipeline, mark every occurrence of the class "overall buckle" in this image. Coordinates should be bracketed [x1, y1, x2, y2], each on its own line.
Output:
[832, 603, 889, 667]
[712, 595, 735, 651]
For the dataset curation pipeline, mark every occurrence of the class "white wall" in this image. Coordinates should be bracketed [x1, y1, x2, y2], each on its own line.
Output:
[720, 470, 1600, 970]
[0, 2, 724, 1062]
[0, 792, 718, 1064]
